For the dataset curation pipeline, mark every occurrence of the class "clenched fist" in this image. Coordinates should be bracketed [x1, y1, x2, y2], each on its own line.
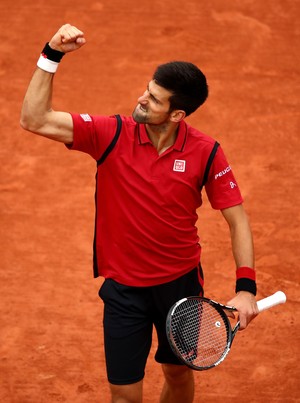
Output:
[49, 24, 86, 53]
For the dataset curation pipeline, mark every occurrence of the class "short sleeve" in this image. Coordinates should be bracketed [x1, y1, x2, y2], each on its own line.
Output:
[204, 146, 243, 209]
[66, 113, 119, 161]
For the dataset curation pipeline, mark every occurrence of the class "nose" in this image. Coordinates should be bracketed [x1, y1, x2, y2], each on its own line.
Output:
[138, 90, 148, 104]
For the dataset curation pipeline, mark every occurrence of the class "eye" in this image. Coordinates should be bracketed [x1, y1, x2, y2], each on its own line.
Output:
[150, 94, 159, 103]
[146, 84, 160, 104]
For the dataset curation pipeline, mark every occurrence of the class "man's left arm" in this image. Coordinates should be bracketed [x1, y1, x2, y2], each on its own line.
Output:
[221, 204, 259, 329]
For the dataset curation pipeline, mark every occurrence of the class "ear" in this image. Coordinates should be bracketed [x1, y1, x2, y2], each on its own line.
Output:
[170, 110, 186, 123]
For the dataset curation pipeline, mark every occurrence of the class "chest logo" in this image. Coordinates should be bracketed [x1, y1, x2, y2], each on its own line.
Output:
[173, 160, 186, 172]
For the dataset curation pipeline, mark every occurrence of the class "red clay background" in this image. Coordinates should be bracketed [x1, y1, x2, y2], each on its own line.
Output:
[1, 0, 299, 402]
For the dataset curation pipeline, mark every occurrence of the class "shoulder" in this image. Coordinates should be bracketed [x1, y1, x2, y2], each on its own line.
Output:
[72, 113, 136, 129]
[184, 122, 219, 157]
[186, 123, 216, 147]
[111, 115, 136, 129]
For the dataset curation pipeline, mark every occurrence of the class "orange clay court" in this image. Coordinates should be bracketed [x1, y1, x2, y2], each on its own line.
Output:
[0, 0, 299, 402]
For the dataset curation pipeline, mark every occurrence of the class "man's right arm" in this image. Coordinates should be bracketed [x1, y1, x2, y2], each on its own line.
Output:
[20, 24, 86, 144]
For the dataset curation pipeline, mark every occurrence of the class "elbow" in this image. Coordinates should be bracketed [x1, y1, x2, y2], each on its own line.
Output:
[20, 107, 33, 132]
[20, 110, 40, 133]
[20, 115, 30, 131]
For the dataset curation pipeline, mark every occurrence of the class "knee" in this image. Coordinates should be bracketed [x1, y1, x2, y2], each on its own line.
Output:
[162, 364, 193, 386]
[110, 381, 143, 403]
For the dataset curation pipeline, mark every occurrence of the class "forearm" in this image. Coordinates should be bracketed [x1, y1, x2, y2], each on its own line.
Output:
[222, 205, 258, 328]
[20, 24, 86, 143]
[221, 204, 254, 269]
[229, 213, 254, 269]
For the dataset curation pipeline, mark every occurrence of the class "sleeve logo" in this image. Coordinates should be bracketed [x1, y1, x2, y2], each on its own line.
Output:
[214, 166, 231, 179]
[80, 113, 92, 122]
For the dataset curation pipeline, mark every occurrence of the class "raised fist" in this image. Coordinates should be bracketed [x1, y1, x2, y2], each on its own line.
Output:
[49, 23, 86, 53]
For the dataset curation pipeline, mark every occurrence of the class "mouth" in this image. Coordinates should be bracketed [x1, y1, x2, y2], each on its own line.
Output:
[139, 104, 147, 112]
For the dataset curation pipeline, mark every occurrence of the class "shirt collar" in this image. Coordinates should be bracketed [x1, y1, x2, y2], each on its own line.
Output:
[137, 120, 187, 152]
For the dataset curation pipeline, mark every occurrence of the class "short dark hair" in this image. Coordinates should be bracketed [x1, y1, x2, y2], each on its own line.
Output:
[153, 61, 208, 116]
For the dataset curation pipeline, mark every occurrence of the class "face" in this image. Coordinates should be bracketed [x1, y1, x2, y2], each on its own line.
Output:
[132, 80, 173, 125]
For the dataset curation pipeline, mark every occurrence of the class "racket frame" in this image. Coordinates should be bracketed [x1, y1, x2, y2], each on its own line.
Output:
[166, 291, 286, 371]
[166, 296, 237, 371]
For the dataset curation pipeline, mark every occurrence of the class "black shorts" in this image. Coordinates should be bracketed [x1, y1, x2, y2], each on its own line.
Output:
[98, 265, 204, 385]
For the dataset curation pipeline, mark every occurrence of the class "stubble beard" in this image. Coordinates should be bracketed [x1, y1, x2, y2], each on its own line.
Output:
[132, 104, 149, 124]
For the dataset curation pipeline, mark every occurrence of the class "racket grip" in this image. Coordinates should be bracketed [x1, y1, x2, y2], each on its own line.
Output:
[257, 291, 286, 312]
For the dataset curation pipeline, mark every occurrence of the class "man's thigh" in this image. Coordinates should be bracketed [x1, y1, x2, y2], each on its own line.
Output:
[152, 266, 203, 364]
[99, 279, 153, 385]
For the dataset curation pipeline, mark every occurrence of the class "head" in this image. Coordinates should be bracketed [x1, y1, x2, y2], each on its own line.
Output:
[153, 61, 208, 117]
[132, 61, 208, 125]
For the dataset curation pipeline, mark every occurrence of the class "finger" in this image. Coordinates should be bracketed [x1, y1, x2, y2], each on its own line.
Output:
[238, 316, 247, 330]
[60, 24, 85, 43]
[225, 310, 236, 319]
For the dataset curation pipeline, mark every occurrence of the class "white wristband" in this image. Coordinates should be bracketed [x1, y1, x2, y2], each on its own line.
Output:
[37, 55, 59, 73]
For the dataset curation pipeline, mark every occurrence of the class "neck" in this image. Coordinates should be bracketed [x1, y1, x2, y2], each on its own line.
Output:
[146, 122, 179, 155]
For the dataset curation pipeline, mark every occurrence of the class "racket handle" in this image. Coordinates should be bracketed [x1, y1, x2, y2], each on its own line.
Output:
[257, 291, 286, 312]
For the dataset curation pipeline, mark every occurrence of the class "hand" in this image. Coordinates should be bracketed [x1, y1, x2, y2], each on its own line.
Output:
[227, 291, 259, 330]
[49, 23, 86, 53]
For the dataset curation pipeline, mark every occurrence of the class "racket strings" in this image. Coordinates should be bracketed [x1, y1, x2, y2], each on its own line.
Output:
[170, 299, 230, 368]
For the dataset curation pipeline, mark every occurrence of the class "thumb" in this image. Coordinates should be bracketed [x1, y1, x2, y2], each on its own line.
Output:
[75, 37, 86, 46]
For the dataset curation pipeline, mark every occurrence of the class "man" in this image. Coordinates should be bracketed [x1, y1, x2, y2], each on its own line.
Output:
[20, 24, 258, 403]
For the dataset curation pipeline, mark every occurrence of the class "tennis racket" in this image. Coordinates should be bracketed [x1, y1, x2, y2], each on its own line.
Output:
[166, 291, 286, 370]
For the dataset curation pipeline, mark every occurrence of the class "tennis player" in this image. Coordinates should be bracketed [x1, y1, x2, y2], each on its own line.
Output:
[20, 24, 258, 403]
